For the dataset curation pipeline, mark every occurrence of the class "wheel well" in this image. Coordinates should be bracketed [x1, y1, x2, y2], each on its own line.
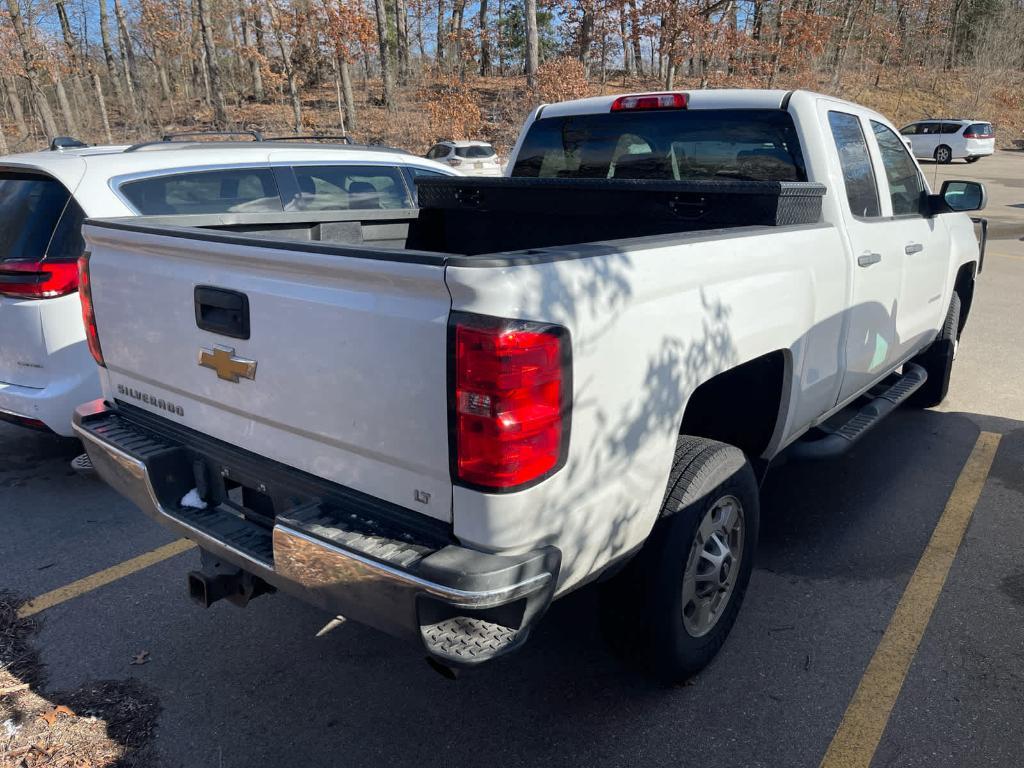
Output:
[679, 350, 787, 461]
[953, 261, 977, 337]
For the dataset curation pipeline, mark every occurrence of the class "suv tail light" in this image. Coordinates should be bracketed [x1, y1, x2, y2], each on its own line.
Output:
[0, 261, 79, 299]
[451, 313, 571, 490]
[611, 93, 687, 112]
[77, 252, 105, 367]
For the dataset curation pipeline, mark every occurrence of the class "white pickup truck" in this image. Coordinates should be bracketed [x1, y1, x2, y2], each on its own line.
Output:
[74, 89, 986, 681]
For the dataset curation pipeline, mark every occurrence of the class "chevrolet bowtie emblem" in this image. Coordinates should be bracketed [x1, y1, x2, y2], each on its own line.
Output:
[198, 345, 257, 383]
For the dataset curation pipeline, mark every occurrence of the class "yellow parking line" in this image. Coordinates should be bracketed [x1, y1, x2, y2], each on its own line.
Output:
[820, 431, 1001, 768]
[18, 539, 196, 619]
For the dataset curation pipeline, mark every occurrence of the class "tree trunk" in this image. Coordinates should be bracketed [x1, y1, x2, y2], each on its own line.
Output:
[239, 0, 265, 100]
[55, 75, 80, 136]
[452, 0, 467, 70]
[5, 0, 60, 138]
[98, 0, 125, 108]
[621, 9, 633, 76]
[114, 0, 147, 121]
[578, 4, 594, 77]
[628, 0, 643, 76]
[395, 0, 411, 81]
[496, 0, 504, 75]
[4, 76, 28, 138]
[264, 0, 303, 129]
[0, 124, 7, 154]
[340, 57, 357, 130]
[198, 0, 230, 126]
[436, 0, 445, 65]
[524, 0, 539, 86]
[373, 0, 397, 109]
[332, 58, 346, 133]
[93, 71, 114, 143]
[479, 0, 490, 75]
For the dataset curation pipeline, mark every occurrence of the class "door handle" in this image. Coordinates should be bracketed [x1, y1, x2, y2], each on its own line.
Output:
[858, 252, 882, 267]
[194, 286, 250, 340]
[905, 243, 924, 255]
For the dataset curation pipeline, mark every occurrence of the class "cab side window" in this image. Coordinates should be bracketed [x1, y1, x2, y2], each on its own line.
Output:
[828, 111, 880, 218]
[900, 124, 918, 135]
[871, 120, 927, 216]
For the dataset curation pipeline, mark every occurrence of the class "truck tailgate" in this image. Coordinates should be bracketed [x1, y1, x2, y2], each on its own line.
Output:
[83, 223, 453, 521]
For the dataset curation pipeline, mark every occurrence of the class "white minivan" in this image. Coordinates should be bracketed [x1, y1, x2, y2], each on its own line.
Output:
[0, 137, 455, 436]
[899, 119, 995, 163]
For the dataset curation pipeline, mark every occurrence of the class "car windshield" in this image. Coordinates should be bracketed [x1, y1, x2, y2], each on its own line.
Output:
[511, 108, 806, 181]
[455, 146, 495, 159]
[0, 172, 74, 265]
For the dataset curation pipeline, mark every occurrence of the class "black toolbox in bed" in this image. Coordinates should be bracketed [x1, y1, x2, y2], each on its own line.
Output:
[409, 176, 827, 255]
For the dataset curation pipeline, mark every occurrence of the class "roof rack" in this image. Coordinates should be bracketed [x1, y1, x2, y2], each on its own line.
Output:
[264, 134, 353, 144]
[50, 136, 89, 152]
[124, 130, 264, 152]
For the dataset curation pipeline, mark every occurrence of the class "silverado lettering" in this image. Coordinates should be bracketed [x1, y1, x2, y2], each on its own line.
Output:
[116, 384, 184, 417]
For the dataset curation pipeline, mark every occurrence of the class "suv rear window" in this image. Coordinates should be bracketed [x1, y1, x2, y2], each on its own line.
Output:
[120, 168, 283, 215]
[455, 146, 495, 159]
[511, 109, 806, 181]
[0, 171, 81, 265]
[966, 123, 994, 137]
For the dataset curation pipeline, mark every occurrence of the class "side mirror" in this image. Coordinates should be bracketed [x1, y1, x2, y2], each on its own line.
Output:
[932, 179, 987, 214]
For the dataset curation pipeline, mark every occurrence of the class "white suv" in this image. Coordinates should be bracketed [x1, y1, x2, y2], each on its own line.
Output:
[0, 136, 454, 436]
[899, 119, 995, 164]
[425, 140, 503, 176]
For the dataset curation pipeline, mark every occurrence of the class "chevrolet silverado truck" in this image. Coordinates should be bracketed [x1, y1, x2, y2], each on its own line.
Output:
[72, 89, 987, 682]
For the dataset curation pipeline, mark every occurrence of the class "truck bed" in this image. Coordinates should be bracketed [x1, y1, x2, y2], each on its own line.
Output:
[88, 176, 827, 261]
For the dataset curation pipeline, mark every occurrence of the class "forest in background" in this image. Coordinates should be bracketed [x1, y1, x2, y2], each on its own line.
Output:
[0, 0, 1022, 155]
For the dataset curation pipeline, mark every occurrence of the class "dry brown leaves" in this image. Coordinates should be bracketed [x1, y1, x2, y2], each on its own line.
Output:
[0, 591, 159, 768]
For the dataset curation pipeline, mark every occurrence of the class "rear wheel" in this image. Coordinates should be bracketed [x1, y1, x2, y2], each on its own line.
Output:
[908, 293, 961, 408]
[935, 145, 953, 164]
[601, 437, 759, 683]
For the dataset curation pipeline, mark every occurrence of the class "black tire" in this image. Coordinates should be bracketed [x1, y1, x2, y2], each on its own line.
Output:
[966, 156, 981, 163]
[601, 437, 759, 684]
[908, 293, 961, 408]
[935, 145, 953, 164]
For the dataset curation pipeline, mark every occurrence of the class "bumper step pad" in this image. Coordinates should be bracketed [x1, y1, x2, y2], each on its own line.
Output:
[422, 616, 523, 664]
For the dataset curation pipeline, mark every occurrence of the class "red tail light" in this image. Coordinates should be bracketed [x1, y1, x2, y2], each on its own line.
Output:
[77, 252, 105, 367]
[451, 313, 570, 490]
[0, 261, 79, 299]
[611, 93, 687, 112]
[964, 132, 993, 139]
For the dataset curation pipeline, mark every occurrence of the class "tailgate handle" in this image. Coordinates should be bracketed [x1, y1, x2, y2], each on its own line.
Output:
[195, 286, 250, 340]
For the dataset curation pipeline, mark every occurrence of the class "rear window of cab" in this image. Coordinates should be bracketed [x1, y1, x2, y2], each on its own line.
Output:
[511, 109, 806, 181]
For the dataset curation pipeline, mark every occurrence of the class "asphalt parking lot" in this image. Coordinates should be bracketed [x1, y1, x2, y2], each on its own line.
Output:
[3, 234, 1024, 768]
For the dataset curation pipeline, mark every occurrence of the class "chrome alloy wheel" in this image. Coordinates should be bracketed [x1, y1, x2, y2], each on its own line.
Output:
[681, 494, 745, 637]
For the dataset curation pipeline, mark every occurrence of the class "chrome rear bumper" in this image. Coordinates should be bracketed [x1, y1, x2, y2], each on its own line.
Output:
[74, 399, 559, 666]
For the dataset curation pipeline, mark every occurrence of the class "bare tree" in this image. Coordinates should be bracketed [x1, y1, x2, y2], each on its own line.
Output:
[4, 0, 59, 138]
[479, 0, 490, 75]
[238, 0, 265, 100]
[524, 0, 538, 86]
[197, 0, 229, 126]
[373, 0, 396, 109]
[264, 0, 303, 129]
